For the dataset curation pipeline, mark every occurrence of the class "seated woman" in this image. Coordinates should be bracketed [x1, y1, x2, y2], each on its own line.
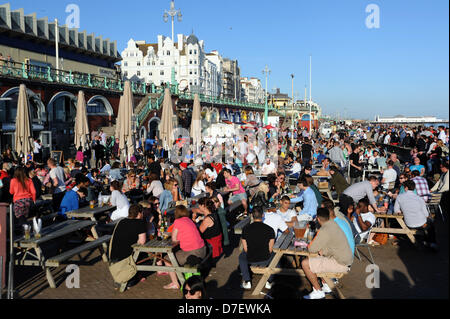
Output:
[162, 205, 207, 290]
[197, 197, 223, 259]
[122, 171, 141, 194]
[205, 181, 224, 209]
[243, 166, 261, 201]
[223, 168, 248, 214]
[146, 172, 164, 198]
[191, 170, 206, 197]
[109, 162, 123, 181]
[159, 179, 179, 213]
[109, 180, 130, 221]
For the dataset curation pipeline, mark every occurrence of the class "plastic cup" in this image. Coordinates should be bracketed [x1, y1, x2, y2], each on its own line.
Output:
[293, 221, 307, 239]
[23, 225, 30, 240]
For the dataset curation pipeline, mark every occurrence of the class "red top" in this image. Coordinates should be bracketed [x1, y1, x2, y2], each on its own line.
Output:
[211, 163, 223, 174]
[0, 170, 9, 180]
[9, 178, 36, 202]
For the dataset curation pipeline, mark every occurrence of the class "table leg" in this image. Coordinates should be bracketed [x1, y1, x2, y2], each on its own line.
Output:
[251, 252, 283, 296]
[167, 251, 185, 285]
[90, 217, 109, 262]
[323, 277, 345, 299]
[397, 218, 416, 243]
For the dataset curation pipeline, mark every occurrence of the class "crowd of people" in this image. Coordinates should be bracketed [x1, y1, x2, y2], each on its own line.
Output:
[0, 122, 448, 299]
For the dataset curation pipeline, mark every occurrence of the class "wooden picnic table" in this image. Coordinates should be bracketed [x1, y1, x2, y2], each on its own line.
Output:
[65, 205, 116, 261]
[372, 213, 417, 243]
[14, 219, 111, 288]
[362, 168, 382, 181]
[132, 238, 203, 286]
[250, 231, 346, 298]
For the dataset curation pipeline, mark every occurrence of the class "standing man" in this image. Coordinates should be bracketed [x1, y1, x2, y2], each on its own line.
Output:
[47, 158, 67, 212]
[340, 176, 381, 214]
[33, 139, 42, 163]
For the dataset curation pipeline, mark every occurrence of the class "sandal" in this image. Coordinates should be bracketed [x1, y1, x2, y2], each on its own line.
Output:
[163, 282, 180, 290]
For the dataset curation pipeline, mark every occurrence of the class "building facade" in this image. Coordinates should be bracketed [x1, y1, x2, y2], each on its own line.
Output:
[241, 77, 264, 104]
[121, 33, 221, 97]
[0, 3, 120, 77]
[221, 58, 241, 100]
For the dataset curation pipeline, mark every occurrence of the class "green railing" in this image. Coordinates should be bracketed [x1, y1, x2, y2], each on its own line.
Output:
[0, 61, 151, 95]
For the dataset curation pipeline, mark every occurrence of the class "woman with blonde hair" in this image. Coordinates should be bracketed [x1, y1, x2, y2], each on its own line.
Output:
[191, 170, 206, 197]
[159, 179, 180, 212]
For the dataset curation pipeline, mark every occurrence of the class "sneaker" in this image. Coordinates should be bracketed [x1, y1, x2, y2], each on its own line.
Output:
[265, 281, 272, 289]
[240, 281, 252, 290]
[303, 288, 325, 299]
[321, 283, 332, 294]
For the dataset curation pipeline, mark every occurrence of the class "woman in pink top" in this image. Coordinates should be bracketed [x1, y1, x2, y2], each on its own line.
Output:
[75, 146, 84, 163]
[223, 168, 248, 215]
[161, 205, 206, 290]
[9, 167, 36, 227]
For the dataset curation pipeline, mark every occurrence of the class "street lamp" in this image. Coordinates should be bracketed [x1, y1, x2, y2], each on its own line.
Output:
[262, 65, 271, 125]
[290, 73, 295, 144]
[163, 1, 182, 84]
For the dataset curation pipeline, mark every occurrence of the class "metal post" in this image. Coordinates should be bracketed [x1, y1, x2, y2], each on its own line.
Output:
[7, 204, 14, 299]
[55, 19, 59, 80]
[309, 55, 312, 135]
[0, 255, 2, 299]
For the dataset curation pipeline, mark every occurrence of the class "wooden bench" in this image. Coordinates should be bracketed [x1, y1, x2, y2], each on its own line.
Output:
[372, 213, 418, 243]
[45, 235, 111, 267]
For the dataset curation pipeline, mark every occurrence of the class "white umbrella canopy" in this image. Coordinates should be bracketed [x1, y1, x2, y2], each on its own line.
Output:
[116, 81, 135, 160]
[74, 90, 90, 151]
[159, 88, 174, 150]
[190, 94, 202, 154]
[14, 84, 33, 159]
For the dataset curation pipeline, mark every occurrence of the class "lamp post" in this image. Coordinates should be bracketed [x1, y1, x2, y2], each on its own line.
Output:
[163, 1, 182, 84]
[262, 65, 271, 125]
[290, 73, 295, 144]
[309, 55, 312, 136]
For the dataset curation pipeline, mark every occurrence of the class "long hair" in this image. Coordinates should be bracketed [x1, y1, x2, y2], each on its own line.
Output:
[13, 166, 29, 190]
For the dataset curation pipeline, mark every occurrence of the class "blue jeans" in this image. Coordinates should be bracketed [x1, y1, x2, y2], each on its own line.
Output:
[239, 251, 276, 282]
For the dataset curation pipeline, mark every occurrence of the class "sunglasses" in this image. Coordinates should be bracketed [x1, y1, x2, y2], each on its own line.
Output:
[154, 202, 160, 205]
[183, 288, 200, 296]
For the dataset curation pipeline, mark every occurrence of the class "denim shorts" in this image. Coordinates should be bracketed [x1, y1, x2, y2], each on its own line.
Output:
[230, 192, 247, 203]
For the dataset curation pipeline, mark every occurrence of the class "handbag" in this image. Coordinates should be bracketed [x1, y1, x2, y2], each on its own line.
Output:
[108, 220, 137, 283]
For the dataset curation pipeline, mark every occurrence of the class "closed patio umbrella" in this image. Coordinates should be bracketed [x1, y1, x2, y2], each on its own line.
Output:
[74, 90, 90, 151]
[190, 94, 202, 154]
[115, 81, 135, 161]
[159, 88, 174, 151]
[14, 84, 33, 160]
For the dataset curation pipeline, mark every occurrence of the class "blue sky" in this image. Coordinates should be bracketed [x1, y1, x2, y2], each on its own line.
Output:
[11, 0, 449, 120]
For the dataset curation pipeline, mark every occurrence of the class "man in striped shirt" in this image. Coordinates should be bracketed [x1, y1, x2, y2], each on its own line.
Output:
[411, 170, 431, 202]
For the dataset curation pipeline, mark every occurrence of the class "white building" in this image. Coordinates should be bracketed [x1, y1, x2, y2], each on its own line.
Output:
[241, 77, 265, 104]
[375, 115, 448, 124]
[121, 33, 221, 97]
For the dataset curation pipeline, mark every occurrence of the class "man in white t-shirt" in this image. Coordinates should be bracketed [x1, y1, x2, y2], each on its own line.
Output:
[263, 208, 289, 239]
[277, 196, 298, 226]
[261, 158, 277, 176]
[351, 198, 376, 242]
[47, 158, 67, 211]
[381, 160, 397, 190]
